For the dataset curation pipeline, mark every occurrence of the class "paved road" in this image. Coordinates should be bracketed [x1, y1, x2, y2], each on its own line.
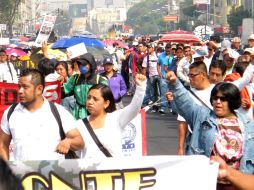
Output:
[146, 110, 178, 155]
[123, 96, 178, 156]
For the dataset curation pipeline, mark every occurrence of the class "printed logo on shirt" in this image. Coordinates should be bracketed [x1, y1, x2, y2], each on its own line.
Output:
[121, 122, 137, 156]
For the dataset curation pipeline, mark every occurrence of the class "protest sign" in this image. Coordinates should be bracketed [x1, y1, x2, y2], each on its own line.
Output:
[34, 15, 56, 47]
[9, 156, 218, 190]
[0, 81, 61, 119]
[67, 43, 88, 59]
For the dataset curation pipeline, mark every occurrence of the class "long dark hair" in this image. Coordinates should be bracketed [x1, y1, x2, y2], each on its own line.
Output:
[210, 82, 241, 113]
[88, 84, 116, 113]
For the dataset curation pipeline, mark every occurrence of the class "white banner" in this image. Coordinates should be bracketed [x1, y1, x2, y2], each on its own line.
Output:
[34, 15, 56, 47]
[9, 156, 218, 190]
[122, 109, 147, 156]
[193, 0, 210, 4]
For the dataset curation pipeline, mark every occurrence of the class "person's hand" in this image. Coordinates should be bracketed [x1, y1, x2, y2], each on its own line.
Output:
[41, 41, 47, 53]
[177, 148, 184, 156]
[55, 138, 71, 155]
[57, 75, 65, 84]
[165, 91, 174, 102]
[134, 73, 146, 86]
[210, 156, 229, 180]
[166, 71, 177, 84]
[241, 98, 250, 110]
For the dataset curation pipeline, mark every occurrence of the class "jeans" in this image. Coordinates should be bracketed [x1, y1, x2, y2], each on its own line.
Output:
[143, 75, 160, 106]
[159, 78, 169, 110]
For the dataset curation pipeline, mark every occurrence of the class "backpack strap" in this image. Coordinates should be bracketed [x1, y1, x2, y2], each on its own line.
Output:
[82, 118, 112, 157]
[49, 101, 79, 159]
[6, 61, 14, 82]
[49, 102, 65, 140]
[7, 103, 18, 122]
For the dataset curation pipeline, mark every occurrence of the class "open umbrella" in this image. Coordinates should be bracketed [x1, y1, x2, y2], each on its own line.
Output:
[19, 36, 29, 42]
[37, 44, 67, 61]
[51, 36, 105, 49]
[159, 30, 201, 43]
[102, 39, 127, 48]
[5, 48, 27, 56]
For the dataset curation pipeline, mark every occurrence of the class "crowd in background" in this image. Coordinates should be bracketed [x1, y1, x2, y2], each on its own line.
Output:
[1, 32, 254, 190]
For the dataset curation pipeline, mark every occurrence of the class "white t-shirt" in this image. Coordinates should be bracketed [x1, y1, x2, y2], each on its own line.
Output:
[142, 52, 159, 77]
[0, 62, 18, 83]
[1, 99, 77, 161]
[77, 84, 146, 159]
[177, 84, 214, 122]
[177, 57, 192, 85]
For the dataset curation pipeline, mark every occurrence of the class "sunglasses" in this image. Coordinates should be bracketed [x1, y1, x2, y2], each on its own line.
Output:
[212, 96, 227, 102]
[188, 73, 201, 78]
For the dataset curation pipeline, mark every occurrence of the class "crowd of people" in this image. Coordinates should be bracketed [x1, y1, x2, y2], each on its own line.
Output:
[0, 32, 254, 189]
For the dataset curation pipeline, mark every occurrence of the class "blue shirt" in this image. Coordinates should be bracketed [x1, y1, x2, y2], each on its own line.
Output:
[158, 52, 173, 78]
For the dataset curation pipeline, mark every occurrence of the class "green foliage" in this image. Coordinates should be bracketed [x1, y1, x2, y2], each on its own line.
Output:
[126, 0, 171, 34]
[181, 0, 196, 17]
[227, 5, 250, 35]
[0, 0, 22, 37]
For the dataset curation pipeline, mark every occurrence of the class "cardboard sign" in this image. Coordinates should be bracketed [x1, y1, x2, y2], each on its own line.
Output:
[67, 43, 88, 59]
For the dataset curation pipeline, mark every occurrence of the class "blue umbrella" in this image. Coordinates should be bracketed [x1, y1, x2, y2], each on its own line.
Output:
[51, 36, 105, 49]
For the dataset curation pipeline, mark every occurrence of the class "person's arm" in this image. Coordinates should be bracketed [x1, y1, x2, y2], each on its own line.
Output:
[177, 121, 187, 155]
[165, 71, 202, 129]
[62, 75, 76, 98]
[0, 131, 11, 161]
[157, 63, 162, 78]
[118, 74, 146, 128]
[119, 75, 127, 97]
[41, 41, 49, 59]
[233, 64, 254, 91]
[55, 128, 84, 154]
[211, 156, 254, 190]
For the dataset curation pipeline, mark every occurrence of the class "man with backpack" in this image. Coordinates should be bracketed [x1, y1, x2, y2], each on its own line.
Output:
[0, 50, 18, 83]
[0, 69, 84, 161]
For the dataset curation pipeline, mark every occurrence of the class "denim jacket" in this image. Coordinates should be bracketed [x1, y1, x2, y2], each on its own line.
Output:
[171, 79, 254, 174]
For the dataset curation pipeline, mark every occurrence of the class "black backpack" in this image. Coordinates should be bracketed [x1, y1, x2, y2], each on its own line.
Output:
[6, 102, 78, 159]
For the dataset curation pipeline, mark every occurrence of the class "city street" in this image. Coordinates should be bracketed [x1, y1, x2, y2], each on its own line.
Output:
[123, 96, 178, 156]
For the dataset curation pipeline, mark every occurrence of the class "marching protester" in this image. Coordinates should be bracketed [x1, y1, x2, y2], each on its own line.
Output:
[0, 69, 84, 161]
[62, 53, 108, 120]
[142, 43, 161, 112]
[175, 61, 214, 155]
[166, 70, 254, 189]
[101, 56, 127, 109]
[0, 49, 19, 83]
[77, 73, 146, 159]
[208, 60, 227, 84]
[54, 61, 76, 113]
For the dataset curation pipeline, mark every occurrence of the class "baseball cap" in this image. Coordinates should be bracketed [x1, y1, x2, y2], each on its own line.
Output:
[221, 39, 231, 52]
[244, 47, 254, 54]
[248, 34, 254, 40]
[227, 48, 240, 60]
[147, 43, 155, 48]
[103, 57, 113, 65]
[193, 48, 208, 59]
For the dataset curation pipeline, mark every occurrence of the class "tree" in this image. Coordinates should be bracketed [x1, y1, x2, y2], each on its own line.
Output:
[227, 5, 250, 35]
[125, 0, 169, 34]
[0, 0, 22, 38]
